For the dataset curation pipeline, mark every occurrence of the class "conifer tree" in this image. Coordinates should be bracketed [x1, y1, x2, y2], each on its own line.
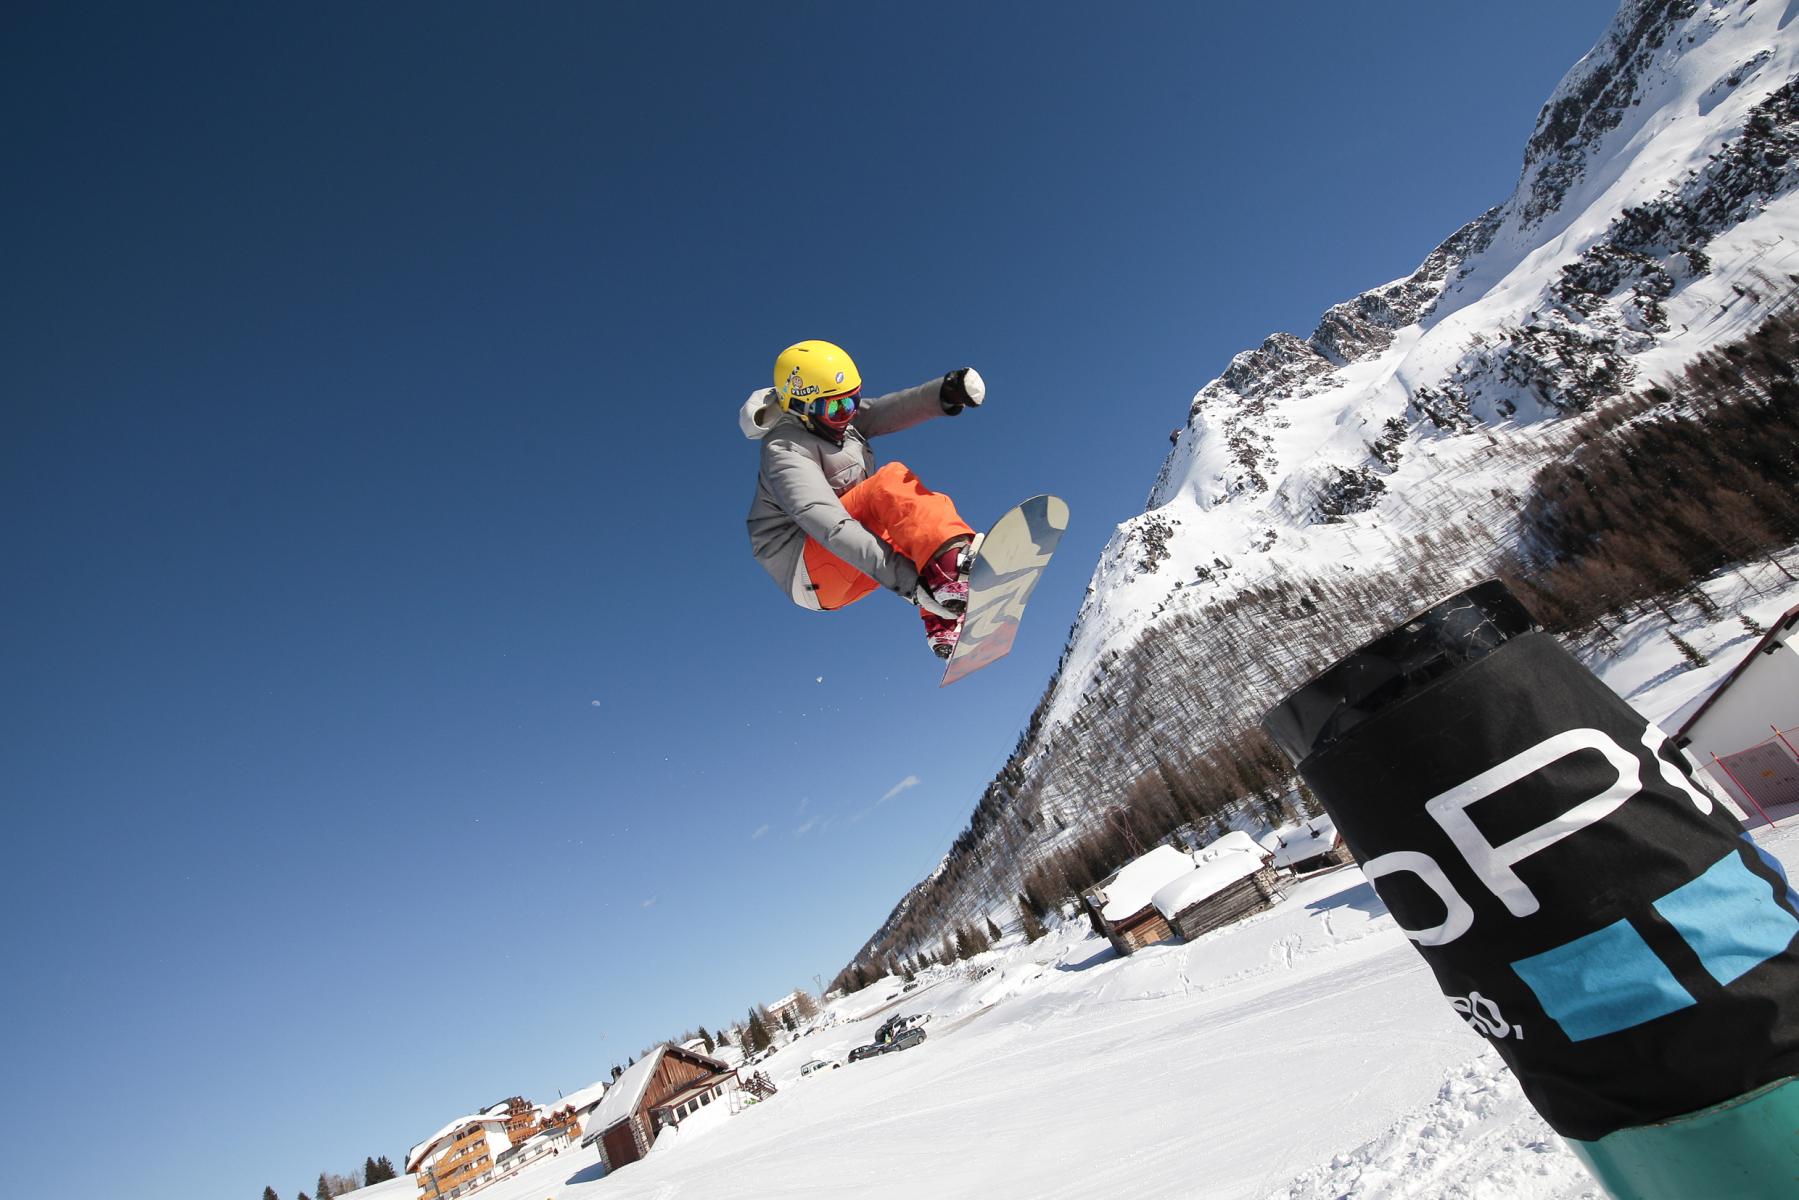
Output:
[715, 1027, 731, 1046]
[317, 1173, 333, 1200]
[1019, 902, 1047, 943]
[1667, 629, 1710, 668]
[986, 915, 1004, 944]
[264, 1188, 279, 1200]
[376, 1156, 397, 1182]
[698, 1025, 714, 1053]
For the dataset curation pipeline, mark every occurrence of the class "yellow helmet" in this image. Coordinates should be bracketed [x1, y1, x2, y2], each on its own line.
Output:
[773, 340, 862, 414]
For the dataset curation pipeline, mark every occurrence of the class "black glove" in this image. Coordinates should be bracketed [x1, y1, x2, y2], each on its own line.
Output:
[939, 368, 986, 415]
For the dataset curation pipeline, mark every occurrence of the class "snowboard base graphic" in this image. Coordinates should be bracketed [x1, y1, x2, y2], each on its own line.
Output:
[941, 495, 1069, 686]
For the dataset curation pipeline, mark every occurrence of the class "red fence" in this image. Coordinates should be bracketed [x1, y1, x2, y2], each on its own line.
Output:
[1705, 725, 1799, 827]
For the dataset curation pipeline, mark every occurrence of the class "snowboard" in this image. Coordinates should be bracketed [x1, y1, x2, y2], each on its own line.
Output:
[942, 495, 1070, 686]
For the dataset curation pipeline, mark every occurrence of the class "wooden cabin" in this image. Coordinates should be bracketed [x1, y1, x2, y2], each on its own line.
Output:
[581, 1043, 737, 1172]
[1153, 831, 1283, 941]
[1082, 844, 1196, 956]
[406, 1113, 514, 1199]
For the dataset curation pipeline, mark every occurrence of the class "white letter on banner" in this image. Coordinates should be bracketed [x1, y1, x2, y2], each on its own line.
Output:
[1363, 850, 1474, 947]
[1425, 728, 1641, 919]
[1642, 722, 1713, 815]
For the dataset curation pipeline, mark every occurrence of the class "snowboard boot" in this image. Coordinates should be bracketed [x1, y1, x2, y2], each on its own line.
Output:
[920, 534, 980, 615]
[922, 610, 962, 660]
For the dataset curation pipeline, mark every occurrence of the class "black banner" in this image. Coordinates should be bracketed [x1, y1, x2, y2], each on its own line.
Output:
[1291, 631, 1799, 1141]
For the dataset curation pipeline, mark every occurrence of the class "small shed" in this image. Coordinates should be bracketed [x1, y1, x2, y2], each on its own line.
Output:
[1259, 815, 1352, 874]
[581, 1044, 736, 1173]
[1153, 831, 1282, 941]
[1674, 604, 1799, 819]
[1082, 844, 1196, 955]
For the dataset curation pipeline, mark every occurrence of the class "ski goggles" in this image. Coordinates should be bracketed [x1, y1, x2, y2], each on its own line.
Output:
[799, 390, 860, 422]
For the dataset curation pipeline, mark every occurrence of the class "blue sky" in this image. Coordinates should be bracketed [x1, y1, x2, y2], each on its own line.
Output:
[3, 3, 1620, 1196]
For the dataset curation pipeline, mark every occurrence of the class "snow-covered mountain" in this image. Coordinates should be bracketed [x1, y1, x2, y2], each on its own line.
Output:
[1068, 0, 1797, 725]
[859, 0, 1799, 957]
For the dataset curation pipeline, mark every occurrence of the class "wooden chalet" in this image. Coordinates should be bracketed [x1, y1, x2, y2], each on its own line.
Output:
[493, 1096, 539, 1146]
[581, 1043, 737, 1172]
[1081, 844, 1195, 956]
[406, 1111, 514, 1199]
[1152, 831, 1283, 941]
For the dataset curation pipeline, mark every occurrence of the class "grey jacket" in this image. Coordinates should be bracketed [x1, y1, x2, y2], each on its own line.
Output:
[744, 378, 957, 608]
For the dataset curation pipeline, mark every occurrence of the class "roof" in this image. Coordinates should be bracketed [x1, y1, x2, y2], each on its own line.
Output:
[406, 1113, 507, 1174]
[1258, 816, 1340, 869]
[1099, 845, 1198, 922]
[588, 1044, 731, 1134]
[1675, 604, 1799, 741]
[539, 1078, 609, 1122]
[1152, 831, 1272, 919]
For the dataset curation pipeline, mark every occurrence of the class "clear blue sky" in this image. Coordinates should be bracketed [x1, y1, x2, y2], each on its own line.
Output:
[3, 3, 1619, 1196]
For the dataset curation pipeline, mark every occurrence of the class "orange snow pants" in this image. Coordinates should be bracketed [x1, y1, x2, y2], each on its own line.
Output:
[802, 462, 975, 611]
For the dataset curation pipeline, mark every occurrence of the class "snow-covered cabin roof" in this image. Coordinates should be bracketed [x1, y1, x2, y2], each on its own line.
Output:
[1099, 844, 1197, 922]
[589, 1054, 660, 1133]
[406, 1113, 508, 1174]
[588, 1044, 731, 1133]
[1152, 831, 1273, 919]
[1258, 816, 1340, 869]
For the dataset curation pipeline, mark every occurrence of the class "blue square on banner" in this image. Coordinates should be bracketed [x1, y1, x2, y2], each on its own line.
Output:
[1654, 851, 1799, 986]
[1512, 919, 1696, 1042]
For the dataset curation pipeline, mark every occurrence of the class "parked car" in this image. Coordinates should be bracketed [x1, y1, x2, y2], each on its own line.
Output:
[800, 1058, 840, 1076]
[848, 1013, 929, 1061]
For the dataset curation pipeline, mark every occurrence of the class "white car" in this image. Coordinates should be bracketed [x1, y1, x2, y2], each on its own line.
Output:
[800, 1058, 841, 1076]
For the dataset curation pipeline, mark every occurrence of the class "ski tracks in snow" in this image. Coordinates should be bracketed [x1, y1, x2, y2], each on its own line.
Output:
[1263, 1054, 1600, 1200]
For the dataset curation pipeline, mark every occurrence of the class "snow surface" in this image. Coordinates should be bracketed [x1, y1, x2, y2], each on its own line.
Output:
[362, 588, 1799, 1200]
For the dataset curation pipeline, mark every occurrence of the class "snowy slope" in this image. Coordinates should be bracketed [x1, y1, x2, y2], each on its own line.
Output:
[1055, 0, 1799, 735]
[378, 586, 1799, 1200]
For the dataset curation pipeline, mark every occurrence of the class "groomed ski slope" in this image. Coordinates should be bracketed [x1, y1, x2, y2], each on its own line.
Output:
[348, 579, 1799, 1200]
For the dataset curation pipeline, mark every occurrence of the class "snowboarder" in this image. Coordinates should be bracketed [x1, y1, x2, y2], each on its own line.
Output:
[743, 339, 986, 658]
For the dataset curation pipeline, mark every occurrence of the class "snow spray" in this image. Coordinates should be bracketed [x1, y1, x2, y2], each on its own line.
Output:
[1262, 579, 1799, 1199]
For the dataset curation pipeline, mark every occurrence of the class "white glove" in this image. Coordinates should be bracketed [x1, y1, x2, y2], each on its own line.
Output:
[940, 368, 985, 414]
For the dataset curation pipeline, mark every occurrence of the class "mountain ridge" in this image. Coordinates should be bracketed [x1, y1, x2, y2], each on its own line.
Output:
[848, 0, 1799, 970]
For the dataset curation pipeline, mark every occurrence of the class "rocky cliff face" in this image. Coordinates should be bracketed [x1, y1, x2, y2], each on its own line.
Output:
[1072, 0, 1799, 735]
[855, 0, 1799, 959]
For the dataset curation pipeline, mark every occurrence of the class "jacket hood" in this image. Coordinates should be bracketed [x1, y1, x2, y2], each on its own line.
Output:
[740, 388, 781, 439]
